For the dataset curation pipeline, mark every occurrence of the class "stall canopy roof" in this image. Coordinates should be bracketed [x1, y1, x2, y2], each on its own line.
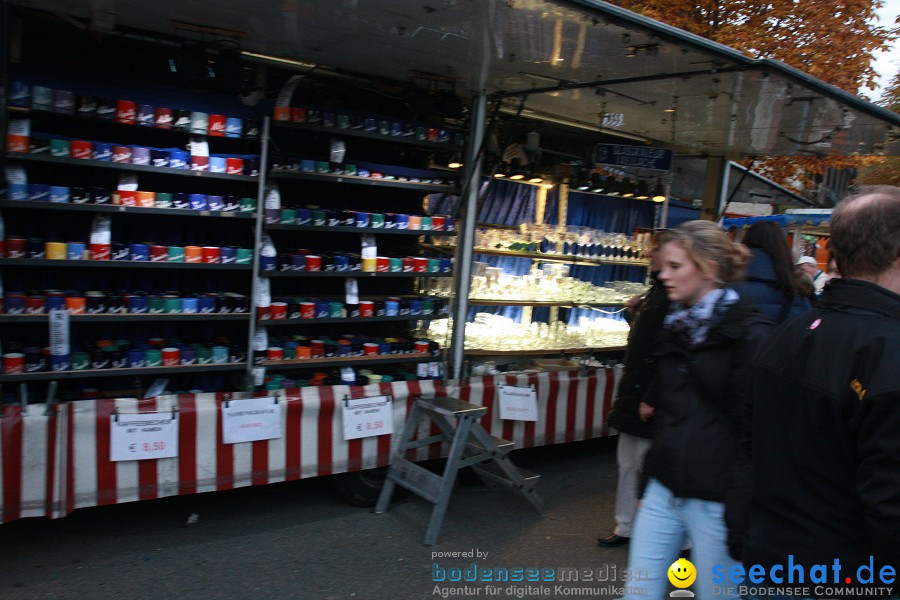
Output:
[21, 0, 900, 159]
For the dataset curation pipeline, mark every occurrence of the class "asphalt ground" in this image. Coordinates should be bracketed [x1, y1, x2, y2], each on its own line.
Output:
[0, 437, 628, 600]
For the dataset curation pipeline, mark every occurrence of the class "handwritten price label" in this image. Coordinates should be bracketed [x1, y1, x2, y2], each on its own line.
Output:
[498, 385, 539, 422]
[342, 395, 393, 441]
[110, 411, 179, 462]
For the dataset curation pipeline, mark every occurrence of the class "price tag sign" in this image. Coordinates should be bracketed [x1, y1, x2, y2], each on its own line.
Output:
[341, 395, 393, 441]
[49, 309, 69, 356]
[221, 397, 283, 444]
[110, 411, 179, 462]
[498, 385, 539, 422]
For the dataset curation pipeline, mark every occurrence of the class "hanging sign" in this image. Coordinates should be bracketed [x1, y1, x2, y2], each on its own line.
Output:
[221, 397, 283, 444]
[498, 385, 539, 422]
[594, 143, 673, 171]
[341, 395, 393, 441]
[110, 410, 179, 461]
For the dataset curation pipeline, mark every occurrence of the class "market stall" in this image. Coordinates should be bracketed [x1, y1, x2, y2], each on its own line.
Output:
[1, 0, 898, 523]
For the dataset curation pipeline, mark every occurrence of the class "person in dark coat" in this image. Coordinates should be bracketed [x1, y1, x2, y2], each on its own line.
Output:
[731, 186, 900, 596]
[733, 221, 811, 324]
[598, 230, 672, 548]
[621, 221, 771, 600]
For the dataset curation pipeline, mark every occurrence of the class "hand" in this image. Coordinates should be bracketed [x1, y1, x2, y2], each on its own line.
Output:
[638, 402, 655, 422]
[626, 295, 643, 310]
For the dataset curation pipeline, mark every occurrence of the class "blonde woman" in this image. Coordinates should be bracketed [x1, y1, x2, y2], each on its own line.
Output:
[623, 221, 771, 600]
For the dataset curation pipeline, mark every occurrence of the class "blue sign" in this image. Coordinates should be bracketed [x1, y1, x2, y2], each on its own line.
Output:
[594, 144, 673, 171]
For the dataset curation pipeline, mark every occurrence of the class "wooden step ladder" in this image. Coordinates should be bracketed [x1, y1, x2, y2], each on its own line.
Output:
[374, 396, 543, 545]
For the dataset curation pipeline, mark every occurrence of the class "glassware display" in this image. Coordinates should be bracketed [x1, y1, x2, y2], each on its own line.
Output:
[421, 263, 649, 304]
[425, 313, 630, 352]
[432, 224, 651, 263]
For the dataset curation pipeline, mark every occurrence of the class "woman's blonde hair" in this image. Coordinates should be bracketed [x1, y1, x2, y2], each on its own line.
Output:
[666, 220, 750, 285]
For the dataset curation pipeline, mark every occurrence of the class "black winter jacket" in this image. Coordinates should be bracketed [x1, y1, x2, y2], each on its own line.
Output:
[607, 274, 671, 438]
[642, 297, 771, 503]
[733, 248, 811, 323]
[739, 278, 900, 582]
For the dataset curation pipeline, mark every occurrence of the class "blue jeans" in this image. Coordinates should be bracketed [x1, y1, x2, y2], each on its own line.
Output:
[624, 478, 739, 600]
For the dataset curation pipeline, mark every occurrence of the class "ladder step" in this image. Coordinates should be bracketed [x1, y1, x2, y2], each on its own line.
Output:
[417, 396, 487, 418]
[387, 457, 444, 504]
[466, 435, 515, 455]
[472, 462, 540, 489]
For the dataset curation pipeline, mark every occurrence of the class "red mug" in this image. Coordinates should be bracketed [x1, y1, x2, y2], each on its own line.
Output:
[270, 302, 287, 320]
[225, 157, 244, 175]
[310, 339, 325, 358]
[207, 114, 226, 136]
[413, 257, 428, 273]
[115, 100, 136, 124]
[112, 145, 132, 163]
[415, 340, 430, 354]
[266, 347, 284, 361]
[402, 257, 415, 273]
[359, 300, 374, 318]
[70, 140, 93, 160]
[3, 353, 25, 374]
[305, 255, 322, 272]
[25, 296, 45, 314]
[291, 107, 307, 123]
[6, 236, 26, 258]
[154, 107, 174, 129]
[190, 155, 209, 171]
[363, 342, 379, 356]
[300, 302, 316, 319]
[118, 190, 137, 206]
[256, 305, 271, 321]
[150, 245, 168, 262]
[89, 243, 110, 261]
[376, 256, 390, 273]
[162, 347, 181, 367]
[201, 246, 221, 264]
[431, 216, 446, 231]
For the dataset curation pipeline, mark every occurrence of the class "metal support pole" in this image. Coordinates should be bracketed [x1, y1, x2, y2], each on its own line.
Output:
[245, 116, 271, 392]
[449, 94, 487, 381]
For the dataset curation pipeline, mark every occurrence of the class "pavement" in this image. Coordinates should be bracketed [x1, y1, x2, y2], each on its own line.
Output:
[0, 437, 630, 600]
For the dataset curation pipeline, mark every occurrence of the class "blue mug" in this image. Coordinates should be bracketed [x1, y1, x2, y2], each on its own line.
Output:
[189, 193, 207, 210]
[129, 243, 149, 261]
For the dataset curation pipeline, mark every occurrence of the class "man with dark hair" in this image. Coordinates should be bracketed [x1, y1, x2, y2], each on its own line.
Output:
[597, 230, 672, 548]
[733, 186, 900, 593]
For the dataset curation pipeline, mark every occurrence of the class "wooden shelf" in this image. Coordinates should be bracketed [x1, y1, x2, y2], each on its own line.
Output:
[419, 244, 649, 267]
[269, 169, 459, 194]
[257, 314, 447, 326]
[6, 152, 259, 182]
[260, 352, 434, 370]
[262, 270, 451, 278]
[0, 258, 251, 271]
[463, 346, 626, 356]
[0, 362, 247, 382]
[264, 223, 456, 236]
[466, 299, 626, 307]
[0, 313, 250, 323]
[271, 120, 463, 150]
[0, 199, 256, 219]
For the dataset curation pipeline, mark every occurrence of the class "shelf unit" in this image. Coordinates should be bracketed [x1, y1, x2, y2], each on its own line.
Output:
[2, 100, 264, 395]
[420, 242, 649, 267]
[260, 353, 434, 371]
[463, 346, 626, 356]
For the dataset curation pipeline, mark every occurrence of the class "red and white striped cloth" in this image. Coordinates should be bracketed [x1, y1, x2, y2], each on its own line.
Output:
[448, 368, 622, 449]
[1, 369, 619, 522]
[0, 403, 68, 523]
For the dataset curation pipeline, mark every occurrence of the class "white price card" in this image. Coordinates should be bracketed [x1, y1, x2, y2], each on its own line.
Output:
[341, 395, 394, 441]
[48, 309, 69, 356]
[498, 385, 539, 422]
[221, 397, 283, 444]
[110, 411, 179, 462]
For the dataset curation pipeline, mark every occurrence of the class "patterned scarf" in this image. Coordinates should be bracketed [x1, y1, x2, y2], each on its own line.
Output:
[664, 288, 739, 347]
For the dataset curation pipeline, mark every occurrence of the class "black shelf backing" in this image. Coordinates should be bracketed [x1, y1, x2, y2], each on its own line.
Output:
[6, 153, 260, 183]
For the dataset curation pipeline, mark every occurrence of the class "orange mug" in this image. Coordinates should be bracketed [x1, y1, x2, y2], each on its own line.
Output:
[184, 245, 202, 263]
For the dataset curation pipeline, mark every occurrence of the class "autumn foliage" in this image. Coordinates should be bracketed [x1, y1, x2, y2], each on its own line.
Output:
[610, 0, 899, 193]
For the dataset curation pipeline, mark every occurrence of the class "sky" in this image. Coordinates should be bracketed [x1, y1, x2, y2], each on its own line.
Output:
[867, 0, 900, 101]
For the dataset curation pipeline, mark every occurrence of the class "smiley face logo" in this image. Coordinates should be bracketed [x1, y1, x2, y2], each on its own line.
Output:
[668, 558, 696, 588]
